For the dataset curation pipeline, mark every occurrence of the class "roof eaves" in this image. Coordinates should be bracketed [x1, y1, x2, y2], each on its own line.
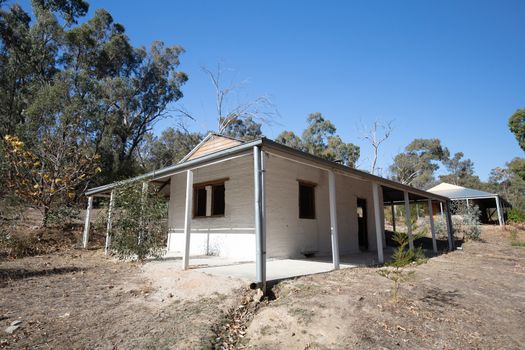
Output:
[85, 138, 263, 196]
[259, 138, 449, 202]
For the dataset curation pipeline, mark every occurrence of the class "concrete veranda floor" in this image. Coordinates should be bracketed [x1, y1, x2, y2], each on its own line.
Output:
[162, 250, 392, 282]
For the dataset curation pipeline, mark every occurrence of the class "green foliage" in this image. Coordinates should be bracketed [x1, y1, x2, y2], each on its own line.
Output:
[275, 112, 360, 167]
[139, 128, 203, 171]
[488, 158, 525, 210]
[439, 152, 481, 188]
[0, 0, 187, 193]
[388, 230, 427, 268]
[220, 116, 262, 141]
[389, 138, 449, 189]
[0, 228, 38, 259]
[451, 202, 482, 240]
[106, 182, 168, 261]
[433, 216, 448, 239]
[378, 230, 426, 303]
[507, 208, 525, 223]
[45, 207, 80, 227]
[275, 130, 303, 149]
[509, 108, 525, 152]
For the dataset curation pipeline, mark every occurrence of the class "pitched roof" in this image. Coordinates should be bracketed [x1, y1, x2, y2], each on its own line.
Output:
[427, 182, 497, 199]
[86, 137, 449, 203]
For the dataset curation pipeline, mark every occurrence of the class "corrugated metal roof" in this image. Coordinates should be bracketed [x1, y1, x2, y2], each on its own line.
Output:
[427, 182, 497, 199]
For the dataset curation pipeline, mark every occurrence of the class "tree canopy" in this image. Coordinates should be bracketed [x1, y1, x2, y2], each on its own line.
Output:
[276, 112, 360, 167]
[0, 0, 187, 221]
[439, 152, 481, 188]
[389, 138, 449, 189]
[509, 108, 525, 152]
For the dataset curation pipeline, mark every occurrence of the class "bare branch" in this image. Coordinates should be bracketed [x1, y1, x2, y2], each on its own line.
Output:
[360, 120, 394, 175]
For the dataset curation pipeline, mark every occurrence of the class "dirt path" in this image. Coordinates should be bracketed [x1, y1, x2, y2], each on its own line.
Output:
[243, 226, 525, 349]
[0, 250, 243, 349]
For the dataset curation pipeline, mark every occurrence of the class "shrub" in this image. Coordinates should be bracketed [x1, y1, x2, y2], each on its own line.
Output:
[451, 202, 482, 241]
[507, 208, 525, 224]
[45, 207, 81, 227]
[434, 216, 448, 240]
[378, 230, 426, 302]
[0, 228, 41, 259]
[103, 181, 168, 261]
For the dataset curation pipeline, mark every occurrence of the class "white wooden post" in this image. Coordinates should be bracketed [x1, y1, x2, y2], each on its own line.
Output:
[182, 170, 193, 270]
[82, 196, 93, 249]
[328, 170, 340, 270]
[404, 191, 414, 250]
[416, 203, 420, 220]
[372, 182, 384, 264]
[428, 198, 437, 253]
[495, 196, 504, 226]
[391, 202, 396, 232]
[104, 190, 115, 256]
[444, 201, 454, 251]
[440, 202, 444, 217]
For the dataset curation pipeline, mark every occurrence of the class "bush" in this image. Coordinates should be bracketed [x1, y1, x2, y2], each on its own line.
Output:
[451, 202, 482, 241]
[507, 208, 525, 224]
[434, 216, 448, 240]
[103, 181, 168, 261]
[45, 207, 81, 227]
[378, 230, 426, 302]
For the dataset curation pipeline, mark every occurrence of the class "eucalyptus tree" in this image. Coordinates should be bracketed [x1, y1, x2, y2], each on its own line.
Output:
[509, 108, 525, 152]
[276, 112, 360, 167]
[0, 0, 187, 219]
[389, 138, 449, 189]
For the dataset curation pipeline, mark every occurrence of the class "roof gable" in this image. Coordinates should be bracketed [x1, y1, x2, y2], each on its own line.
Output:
[180, 133, 243, 163]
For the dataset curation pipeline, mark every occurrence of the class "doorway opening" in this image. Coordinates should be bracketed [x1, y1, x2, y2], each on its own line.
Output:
[357, 198, 368, 251]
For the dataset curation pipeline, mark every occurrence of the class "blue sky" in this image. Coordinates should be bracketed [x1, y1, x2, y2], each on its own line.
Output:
[17, 0, 525, 179]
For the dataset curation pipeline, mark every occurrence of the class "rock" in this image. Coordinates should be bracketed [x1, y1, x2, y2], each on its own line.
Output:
[4, 325, 20, 334]
[253, 289, 264, 302]
[10, 320, 21, 326]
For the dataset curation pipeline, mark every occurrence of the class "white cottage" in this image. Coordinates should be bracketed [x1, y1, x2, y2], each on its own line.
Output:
[83, 133, 454, 290]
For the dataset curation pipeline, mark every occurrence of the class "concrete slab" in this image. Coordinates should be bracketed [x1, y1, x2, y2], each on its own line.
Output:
[198, 251, 385, 282]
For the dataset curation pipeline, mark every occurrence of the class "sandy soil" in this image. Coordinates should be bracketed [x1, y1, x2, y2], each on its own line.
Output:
[242, 226, 525, 349]
[0, 251, 245, 349]
[1, 226, 524, 349]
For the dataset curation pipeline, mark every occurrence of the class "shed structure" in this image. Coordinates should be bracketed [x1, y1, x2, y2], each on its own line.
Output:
[427, 182, 510, 226]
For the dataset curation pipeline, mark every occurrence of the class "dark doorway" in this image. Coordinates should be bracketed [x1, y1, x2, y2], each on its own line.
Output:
[357, 198, 368, 251]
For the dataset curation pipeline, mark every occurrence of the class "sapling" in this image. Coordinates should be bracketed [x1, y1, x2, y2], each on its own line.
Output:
[378, 229, 426, 303]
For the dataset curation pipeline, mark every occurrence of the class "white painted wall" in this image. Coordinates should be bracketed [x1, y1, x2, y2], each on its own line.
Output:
[167, 154, 256, 261]
[166, 151, 386, 261]
[264, 153, 382, 259]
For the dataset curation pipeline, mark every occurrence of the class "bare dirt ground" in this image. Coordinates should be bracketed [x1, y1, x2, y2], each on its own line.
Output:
[1, 225, 524, 349]
[0, 250, 246, 349]
[243, 226, 525, 349]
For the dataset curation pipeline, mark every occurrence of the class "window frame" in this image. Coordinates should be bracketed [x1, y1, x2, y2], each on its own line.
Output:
[298, 180, 317, 219]
[192, 178, 229, 218]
